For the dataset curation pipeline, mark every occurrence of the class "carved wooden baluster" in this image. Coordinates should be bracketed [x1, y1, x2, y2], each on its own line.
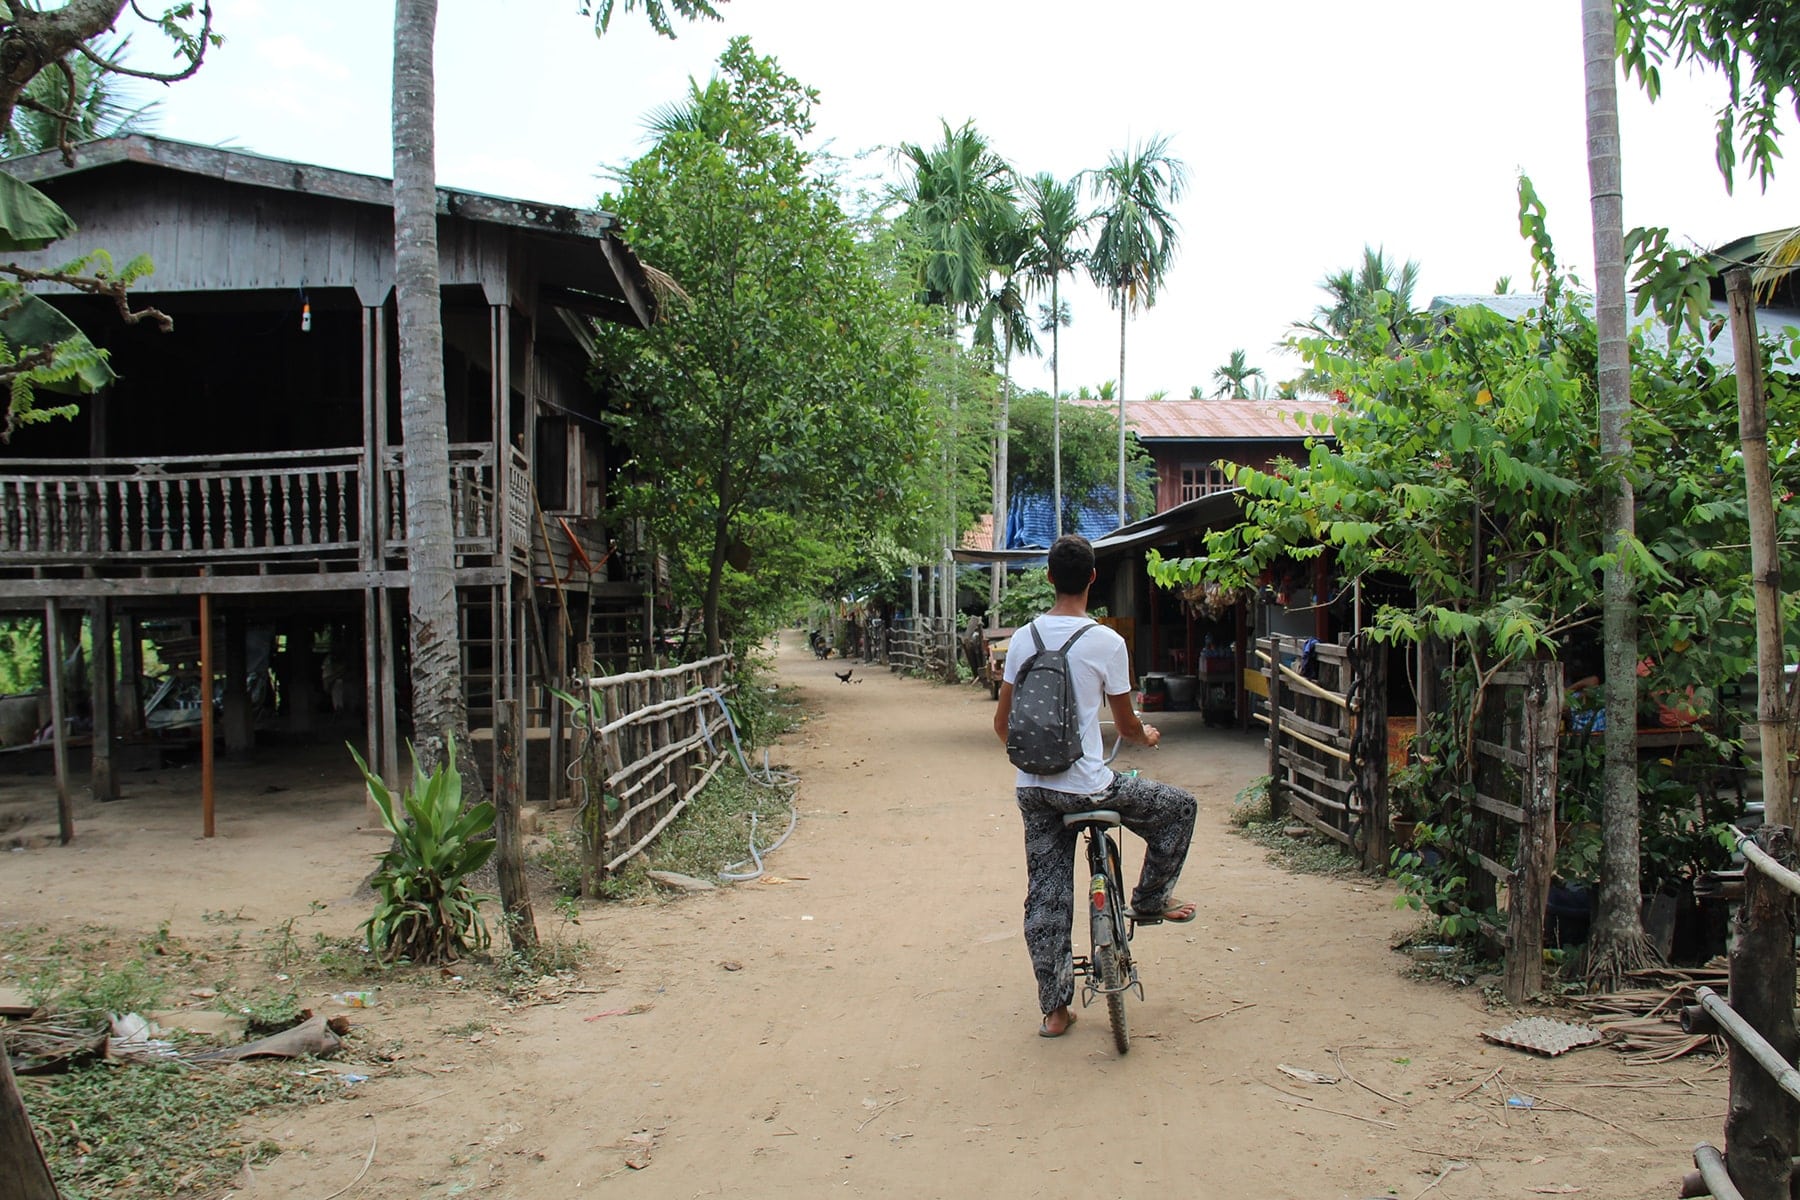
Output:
[200, 475, 214, 550]
[96, 476, 111, 553]
[257, 470, 272, 549]
[333, 468, 348, 543]
[132, 477, 147, 551]
[388, 469, 404, 543]
[303, 471, 317, 544]
[220, 475, 235, 550]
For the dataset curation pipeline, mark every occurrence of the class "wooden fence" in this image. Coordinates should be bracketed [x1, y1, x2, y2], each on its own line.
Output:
[887, 616, 954, 679]
[1467, 662, 1561, 1004]
[1678, 826, 1798, 1200]
[569, 653, 733, 889]
[1258, 633, 1388, 872]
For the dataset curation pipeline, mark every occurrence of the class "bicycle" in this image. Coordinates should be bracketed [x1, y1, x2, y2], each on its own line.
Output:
[1061, 738, 1159, 1055]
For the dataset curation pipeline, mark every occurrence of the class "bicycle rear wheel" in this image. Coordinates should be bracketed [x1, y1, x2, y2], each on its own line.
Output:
[1095, 939, 1129, 1053]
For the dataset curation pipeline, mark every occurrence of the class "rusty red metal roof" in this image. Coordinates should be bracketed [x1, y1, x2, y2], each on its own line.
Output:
[1067, 397, 1337, 441]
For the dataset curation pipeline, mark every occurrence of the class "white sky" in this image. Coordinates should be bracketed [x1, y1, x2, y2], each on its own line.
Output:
[124, 0, 1800, 401]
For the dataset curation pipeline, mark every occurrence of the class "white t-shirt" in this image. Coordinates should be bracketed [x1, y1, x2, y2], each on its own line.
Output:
[1003, 615, 1131, 795]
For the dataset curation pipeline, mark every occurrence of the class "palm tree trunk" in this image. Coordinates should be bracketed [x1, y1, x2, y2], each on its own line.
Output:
[392, 0, 473, 783]
[1582, 0, 1651, 987]
[991, 329, 1011, 621]
[1051, 273, 1063, 540]
[1116, 295, 1128, 526]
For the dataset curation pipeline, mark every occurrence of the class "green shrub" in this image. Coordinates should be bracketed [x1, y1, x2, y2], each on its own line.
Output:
[350, 736, 497, 964]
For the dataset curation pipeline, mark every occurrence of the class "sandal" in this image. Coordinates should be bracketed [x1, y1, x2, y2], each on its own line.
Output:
[1038, 1011, 1077, 1038]
[1129, 900, 1197, 924]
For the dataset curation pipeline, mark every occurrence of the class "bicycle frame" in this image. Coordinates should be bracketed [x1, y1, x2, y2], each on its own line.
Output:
[1076, 820, 1145, 1005]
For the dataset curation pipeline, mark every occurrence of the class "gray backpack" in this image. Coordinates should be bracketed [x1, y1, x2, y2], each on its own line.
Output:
[1005, 620, 1095, 774]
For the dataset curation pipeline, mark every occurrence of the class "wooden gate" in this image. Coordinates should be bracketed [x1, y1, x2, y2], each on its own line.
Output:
[1258, 633, 1388, 872]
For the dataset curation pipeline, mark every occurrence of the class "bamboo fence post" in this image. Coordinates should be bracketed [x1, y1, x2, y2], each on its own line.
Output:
[1505, 660, 1560, 1004]
[1727, 269, 1795, 830]
[1354, 634, 1389, 872]
[1723, 824, 1799, 1200]
[1265, 636, 1286, 820]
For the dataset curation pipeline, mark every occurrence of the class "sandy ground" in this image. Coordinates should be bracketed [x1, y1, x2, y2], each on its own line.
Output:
[0, 630, 1726, 1200]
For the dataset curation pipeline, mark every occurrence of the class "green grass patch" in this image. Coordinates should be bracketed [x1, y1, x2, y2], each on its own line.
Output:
[1237, 819, 1363, 878]
[25, 1060, 333, 1199]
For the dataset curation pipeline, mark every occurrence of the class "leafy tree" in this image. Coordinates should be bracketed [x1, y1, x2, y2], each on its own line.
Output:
[1007, 390, 1153, 533]
[1018, 171, 1087, 538]
[1211, 348, 1264, 398]
[1297, 245, 1421, 344]
[0, 36, 155, 160]
[1087, 134, 1186, 523]
[595, 39, 933, 655]
[1619, 0, 1800, 194]
[0, 3, 212, 162]
[1149, 180, 1800, 959]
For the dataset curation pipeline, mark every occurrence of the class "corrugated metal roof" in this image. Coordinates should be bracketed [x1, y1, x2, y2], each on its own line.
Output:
[1069, 397, 1338, 441]
[1429, 293, 1800, 368]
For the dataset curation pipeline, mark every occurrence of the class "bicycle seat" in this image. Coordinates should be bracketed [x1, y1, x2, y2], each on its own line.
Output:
[1062, 809, 1122, 829]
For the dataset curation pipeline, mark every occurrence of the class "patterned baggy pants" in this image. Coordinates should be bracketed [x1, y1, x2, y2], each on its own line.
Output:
[1016, 773, 1197, 1015]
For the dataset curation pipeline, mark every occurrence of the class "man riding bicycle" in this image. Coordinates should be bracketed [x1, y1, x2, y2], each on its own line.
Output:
[992, 534, 1198, 1039]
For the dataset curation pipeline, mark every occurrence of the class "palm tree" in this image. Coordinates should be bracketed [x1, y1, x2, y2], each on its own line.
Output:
[894, 120, 1014, 630]
[1210, 349, 1264, 399]
[1087, 135, 1188, 524]
[1581, 0, 1651, 988]
[973, 206, 1036, 616]
[1018, 173, 1086, 539]
[0, 36, 155, 159]
[391, 0, 465, 786]
[1300, 246, 1421, 344]
[1187, 385, 1205, 399]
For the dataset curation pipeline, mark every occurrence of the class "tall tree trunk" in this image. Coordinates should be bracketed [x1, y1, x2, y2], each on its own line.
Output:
[990, 330, 1011, 621]
[1051, 273, 1064, 540]
[1116, 297, 1128, 526]
[1582, 0, 1651, 988]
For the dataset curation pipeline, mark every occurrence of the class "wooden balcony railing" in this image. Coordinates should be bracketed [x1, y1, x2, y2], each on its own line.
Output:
[1, 448, 366, 563]
[2, 442, 520, 569]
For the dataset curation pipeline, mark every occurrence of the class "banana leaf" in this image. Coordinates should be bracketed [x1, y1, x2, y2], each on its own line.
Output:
[0, 170, 76, 251]
[1, 291, 115, 393]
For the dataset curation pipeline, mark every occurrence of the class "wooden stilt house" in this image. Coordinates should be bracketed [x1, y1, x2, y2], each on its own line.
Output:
[0, 134, 661, 804]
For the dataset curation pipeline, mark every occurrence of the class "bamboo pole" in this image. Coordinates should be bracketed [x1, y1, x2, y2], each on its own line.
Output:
[1727, 269, 1794, 830]
[42, 602, 71, 846]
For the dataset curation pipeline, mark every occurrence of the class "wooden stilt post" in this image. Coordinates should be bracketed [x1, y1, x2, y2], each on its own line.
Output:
[117, 609, 144, 737]
[200, 591, 215, 839]
[88, 599, 117, 803]
[1506, 660, 1561, 1005]
[43, 602, 71, 845]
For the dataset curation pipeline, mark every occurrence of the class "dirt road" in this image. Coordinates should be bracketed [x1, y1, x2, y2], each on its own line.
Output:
[2, 631, 1722, 1198]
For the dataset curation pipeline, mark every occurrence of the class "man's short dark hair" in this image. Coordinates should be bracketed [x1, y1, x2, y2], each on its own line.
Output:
[1047, 535, 1095, 596]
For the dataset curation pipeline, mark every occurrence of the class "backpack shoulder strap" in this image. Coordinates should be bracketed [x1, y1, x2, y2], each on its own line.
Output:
[1026, 621, 1046, 654]
[1059, 620, 1097, 652]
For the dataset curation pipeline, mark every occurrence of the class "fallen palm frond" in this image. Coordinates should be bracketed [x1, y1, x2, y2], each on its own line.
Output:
[1569, 962, 1731, 1064]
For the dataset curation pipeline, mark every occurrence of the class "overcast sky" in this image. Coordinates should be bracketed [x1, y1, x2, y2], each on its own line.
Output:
[126, 0, 1800, 400]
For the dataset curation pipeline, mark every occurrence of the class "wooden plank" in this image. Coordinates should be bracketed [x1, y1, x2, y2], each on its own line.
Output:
[1285, 796, 1354, 846]
[1474, 737, 1527, 770]
[1275, 745, 1352, 792]
[1278, 662, 1349, 708]
[1474, 849, 1513, 882]
[1489, 670, 1532, 688]
[1277, 705, 1350, 747]
[1283, 776, 1348, 814]
[1505, 659, 1559, 1004]
[1472, 791, 1526, 825]
[1274, 719, 1351, 764]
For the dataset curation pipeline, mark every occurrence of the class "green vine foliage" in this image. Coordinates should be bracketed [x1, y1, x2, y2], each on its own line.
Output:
[350, 736, 497, 964]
